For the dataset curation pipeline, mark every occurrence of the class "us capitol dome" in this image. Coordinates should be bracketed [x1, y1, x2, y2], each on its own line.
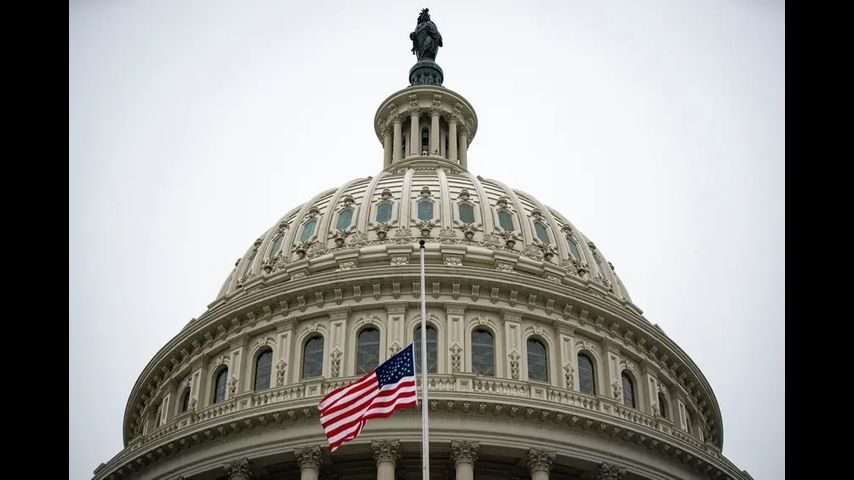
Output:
[95, 9, 752, 480]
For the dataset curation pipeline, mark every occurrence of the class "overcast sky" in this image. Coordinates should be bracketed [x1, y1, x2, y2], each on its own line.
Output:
[69, 1, 784, 479]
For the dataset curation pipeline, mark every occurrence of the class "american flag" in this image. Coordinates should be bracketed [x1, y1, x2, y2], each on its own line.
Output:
[318, 342, 417, 451]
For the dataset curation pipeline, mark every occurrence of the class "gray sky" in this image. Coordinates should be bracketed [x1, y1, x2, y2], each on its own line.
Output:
[69, 1, 784, 479]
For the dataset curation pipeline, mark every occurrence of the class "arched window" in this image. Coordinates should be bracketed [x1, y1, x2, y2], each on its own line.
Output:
[300, 218, 317, 242]
[471, 329, 494, 376]
[414, 325, 437, 373]
[685, 410, 693, 433]
[498, 209, 514, 231]
[534, 222, 550, 244]
[336, 208, 353, 231]
[622, 372, 636, 408]
[376, 202, 393, 223]
[356, 327, 380, 374]
[179, 387, 191, 414]
[658, 391, 668, 419]
[578, 353, 596, 395]
[567, 236, 581, 261]
[527, 339, 548, 382]
[418, 200, 433, 221]
[254, 349, 273, 391]
[302, 335, 324, 379]
[213, 367, 228, 404]
[268, 233, 285, 258]
[459, 203, 475, 224]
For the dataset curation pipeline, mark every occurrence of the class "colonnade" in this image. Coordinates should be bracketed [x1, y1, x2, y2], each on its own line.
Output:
[383, 110, 469, 170]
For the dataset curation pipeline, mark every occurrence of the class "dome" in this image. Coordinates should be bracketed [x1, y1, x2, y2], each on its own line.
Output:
[217, 144, 632, 307]
[97, 11, 750, 480]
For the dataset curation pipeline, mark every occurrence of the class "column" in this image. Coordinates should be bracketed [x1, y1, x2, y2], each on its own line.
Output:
[595, 462, 626, 480]
[448, 117, 458, 163]
[458, 124, 468, 169]
[392, 117, 403, 163]
[409, 107, 421, 156]
[296, 446, 322, 480]
[430, 109, 440, 155]
[372, 440, 400, 480]
[527, 448, 556, 480]
[450, 440, 479, 480]
[225, 458, 253, 480]
[383, 126, 392, 168]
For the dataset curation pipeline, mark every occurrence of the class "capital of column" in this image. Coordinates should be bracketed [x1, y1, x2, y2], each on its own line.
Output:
[526, 448, 556, 474]
[450, 440, 480, 466]
[225, 457, 254, 480]
[429, 107, 442, 118]
[408, 106, 421, 118]
[371, 439, 401, 465]
[295, 445, 323, 470]
[595, 462, 626, 480]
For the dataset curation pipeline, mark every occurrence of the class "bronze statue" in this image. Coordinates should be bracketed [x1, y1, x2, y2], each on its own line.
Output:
[410, 8, 442, 61]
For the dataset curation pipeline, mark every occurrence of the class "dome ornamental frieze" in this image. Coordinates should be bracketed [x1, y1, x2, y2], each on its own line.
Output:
[96, 9, 751, 480]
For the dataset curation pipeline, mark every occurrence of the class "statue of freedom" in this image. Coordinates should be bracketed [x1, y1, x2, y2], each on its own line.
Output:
[410, 8, 443, 61]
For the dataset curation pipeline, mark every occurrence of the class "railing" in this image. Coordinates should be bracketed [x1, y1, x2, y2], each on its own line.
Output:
[114, 374, 731, 478]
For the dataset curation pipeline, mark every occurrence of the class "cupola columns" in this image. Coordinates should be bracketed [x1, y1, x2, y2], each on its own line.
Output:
[374, 85, 477, 172]
[392, 117, 403, 163]
[458, 126, 468, 170]
[430, 109, 441, 155]
[383, 129, 393, 168]
[409, 109, 421, 156]
[448, 117, 458, 162]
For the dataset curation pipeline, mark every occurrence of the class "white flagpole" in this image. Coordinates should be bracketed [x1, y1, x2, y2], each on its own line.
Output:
[418, 239, 430, 480]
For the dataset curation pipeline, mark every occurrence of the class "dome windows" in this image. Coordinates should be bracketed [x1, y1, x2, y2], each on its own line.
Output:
[418, 200, 433, 221]
[178, 387, 191, 414]
[621, 372, 636, 408]
[254, 349, 273, 391]
[530, 209, 552, 245]
[527, 338, 548, 382]
[212, 367, 228, 404]
[497, 209, 514, 231]
[377, 202, 393, 223]
[300, 218, 317, 243]
[471, 329, 494, 376]
[459, 203, 475, 224]
[658, 391, 669, 419]
[336, 208, 353, 231]
[414, 325, 437, 373]
[534, 222, 550, 244]
[268, 233, 285, 259]
[578, 353, 596, 395]
[356, 327, 380, 375]
[375, 188, 395, 224]
[567, 236, 581, 261]
[302, 335, 324, 379]
[334, 194, 357, 233]
[494, 196, 515, 232]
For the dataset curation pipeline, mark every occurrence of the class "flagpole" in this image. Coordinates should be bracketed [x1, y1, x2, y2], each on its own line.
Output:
[418, 239, 430, 480]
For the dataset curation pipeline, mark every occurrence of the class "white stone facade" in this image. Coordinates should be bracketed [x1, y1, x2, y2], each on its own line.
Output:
[94, 29, 751, 480]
